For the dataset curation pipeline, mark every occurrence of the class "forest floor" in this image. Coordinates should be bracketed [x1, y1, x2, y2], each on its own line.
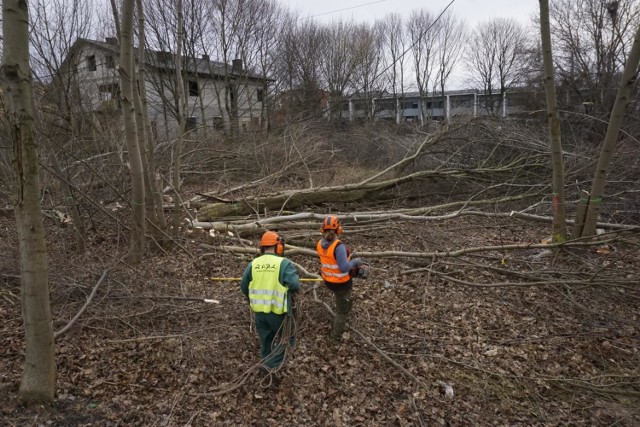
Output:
[1, 202, 639, 426]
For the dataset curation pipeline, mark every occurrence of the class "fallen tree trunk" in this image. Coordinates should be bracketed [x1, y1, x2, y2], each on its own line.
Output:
[196, 162, 530, 220]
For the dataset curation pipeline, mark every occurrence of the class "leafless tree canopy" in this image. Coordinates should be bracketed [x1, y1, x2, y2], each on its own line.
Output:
[466, 18, 529, 114]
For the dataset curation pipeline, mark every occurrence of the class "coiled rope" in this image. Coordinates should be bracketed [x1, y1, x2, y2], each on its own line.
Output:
[210, 292, 300, 394]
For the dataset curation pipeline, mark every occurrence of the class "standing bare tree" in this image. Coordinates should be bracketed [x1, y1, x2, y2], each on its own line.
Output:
[135, 0, 167, 236]
[467, 18, 529, 114]
[172, 0, 187, 228]
[539, 0, 567, 242]
[351, 23, 384, 121]
[30, 0, 95, 253]
[252, 0, 286, 129]
[205, 0, 241, 135]
[116, 0, 147, 262]
[549, 0, 640, 118]
[579, 20, 640, 237]
[408, 9, 437, 125]
[433, 11, 466, 120]
[2, 0, 56, 404]
[143, 0, 181, 136]
[275, 19, 324, 120]
[318, 20, 358, 122]
[30, 0, 94, 129]
[379, 13, 408, 123]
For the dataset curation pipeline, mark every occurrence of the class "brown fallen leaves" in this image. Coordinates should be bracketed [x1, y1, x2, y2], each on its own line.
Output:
[1, 214, 639, 426]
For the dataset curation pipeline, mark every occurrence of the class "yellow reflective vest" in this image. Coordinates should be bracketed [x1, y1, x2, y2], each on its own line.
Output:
[248, 254, 288, 314]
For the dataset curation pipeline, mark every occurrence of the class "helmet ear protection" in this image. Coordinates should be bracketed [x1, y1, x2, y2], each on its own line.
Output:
[260, 231, 285, 256]
[275, 236, 285, 256]
[320, 215, 343, 235]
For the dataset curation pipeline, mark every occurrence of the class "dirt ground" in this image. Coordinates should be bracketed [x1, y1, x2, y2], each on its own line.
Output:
[1, 208, 639, 426]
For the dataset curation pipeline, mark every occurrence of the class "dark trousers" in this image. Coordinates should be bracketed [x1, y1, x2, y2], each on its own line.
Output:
[254, 312, 295, 369]
[331, 287, 352, 341]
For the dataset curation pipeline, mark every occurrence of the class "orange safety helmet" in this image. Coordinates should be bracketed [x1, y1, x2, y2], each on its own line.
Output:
[320, 215, 343, 235]
[260, 231, 285, 255]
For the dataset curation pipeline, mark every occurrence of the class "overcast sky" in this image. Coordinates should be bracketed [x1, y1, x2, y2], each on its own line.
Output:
[282, 0, 538, 28]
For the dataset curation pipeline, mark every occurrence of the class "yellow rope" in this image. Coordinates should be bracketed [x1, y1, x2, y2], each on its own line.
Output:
[209, 277, 323, 282]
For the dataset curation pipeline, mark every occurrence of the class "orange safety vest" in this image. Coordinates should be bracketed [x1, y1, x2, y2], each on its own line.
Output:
[316, 239, 351, 284]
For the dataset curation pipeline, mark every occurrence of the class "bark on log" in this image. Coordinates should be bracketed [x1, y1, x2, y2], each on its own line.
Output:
[196, 164, 525, 221]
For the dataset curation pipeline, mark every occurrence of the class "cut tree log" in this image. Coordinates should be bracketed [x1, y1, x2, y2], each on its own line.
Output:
[196, 163, 527, 220]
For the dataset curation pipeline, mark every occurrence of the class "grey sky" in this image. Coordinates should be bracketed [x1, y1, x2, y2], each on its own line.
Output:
[283, 0, 538, 28]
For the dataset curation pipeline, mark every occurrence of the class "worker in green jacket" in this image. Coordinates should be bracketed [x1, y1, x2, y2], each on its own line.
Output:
[240, 231, 301, 371]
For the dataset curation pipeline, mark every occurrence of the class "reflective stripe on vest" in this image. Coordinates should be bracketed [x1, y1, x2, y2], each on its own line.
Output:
[316, 239, 351, 284]
[248, 254, 288, 314]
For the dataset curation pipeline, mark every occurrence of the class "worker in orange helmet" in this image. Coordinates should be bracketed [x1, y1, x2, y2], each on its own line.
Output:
[316, 215, 368, 343]
[241, 231, 301, 371]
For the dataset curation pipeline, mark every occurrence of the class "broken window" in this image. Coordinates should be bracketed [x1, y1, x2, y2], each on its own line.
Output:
[98, 83, 121, 110]
[87, 55, 97, 71]
[188, 80, 199, 97]
[256, 89, 264, 103]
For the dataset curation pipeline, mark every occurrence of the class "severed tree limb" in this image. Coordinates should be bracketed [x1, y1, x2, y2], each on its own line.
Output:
[107, 295, 220, 303]
[408, 268, 637, 288]
[189, 207, 638, 234]
[1, 290, 19, 304]
[54, 269, 111, 339]
[190, 125, 446, 206]
[422, 256, 437, 311]
[190, 143, 322, 202]
[106, 334, 194, 343]
[361, 190, 543, 215]
[357, 122, 459, 185]
[201, 229, 636, 263]
[195, 159, 532, 220]
[39, 162, 131, 232]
